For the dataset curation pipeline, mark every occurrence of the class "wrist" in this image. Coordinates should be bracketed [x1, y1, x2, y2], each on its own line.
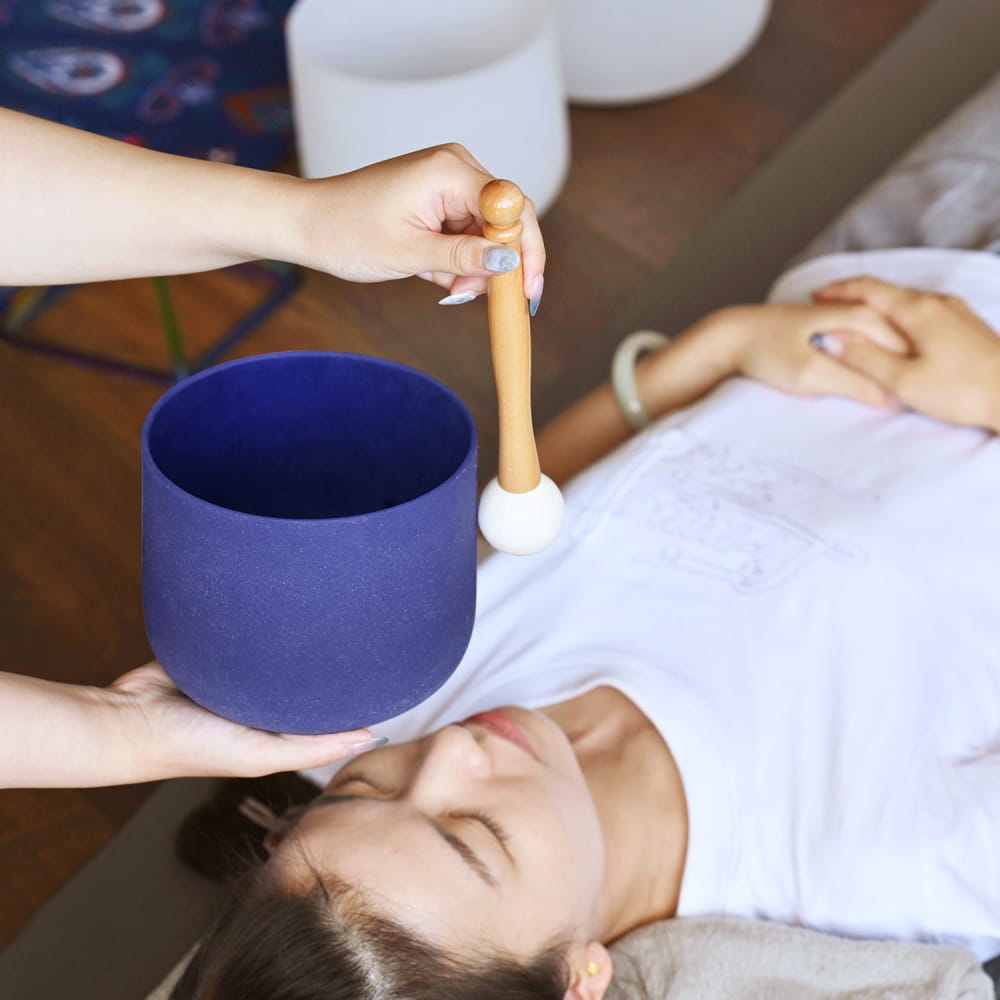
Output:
[190, 160, 312, 269]
[87, 684, 168, 784]
[624, 310, 745, 426]
[692, 306, 756, 376]
[646, 310, 741, 395]
[220, 167, 308, 267]
[265, 173, 353, 275]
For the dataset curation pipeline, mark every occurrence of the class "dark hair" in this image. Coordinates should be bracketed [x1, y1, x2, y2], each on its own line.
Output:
[170, 867, 569, 1000]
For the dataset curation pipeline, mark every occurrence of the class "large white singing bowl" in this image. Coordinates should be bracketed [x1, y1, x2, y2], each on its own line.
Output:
[556, 0, 772, 106]
[286, 0, 569, 215]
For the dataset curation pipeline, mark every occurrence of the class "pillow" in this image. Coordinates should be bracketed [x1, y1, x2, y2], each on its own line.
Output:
[606, 917, 994, 1000]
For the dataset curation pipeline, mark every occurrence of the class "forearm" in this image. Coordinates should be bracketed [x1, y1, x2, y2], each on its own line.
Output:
[0, 671, 150, 788]
[0, 108, 308, 285]
[538, 311, 739, 485]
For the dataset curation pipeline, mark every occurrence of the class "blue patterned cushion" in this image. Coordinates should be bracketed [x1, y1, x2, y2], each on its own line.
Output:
[0, 0, 298, 311]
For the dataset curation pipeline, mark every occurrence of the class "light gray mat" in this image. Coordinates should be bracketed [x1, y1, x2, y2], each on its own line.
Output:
[4, 0, 1000, 996]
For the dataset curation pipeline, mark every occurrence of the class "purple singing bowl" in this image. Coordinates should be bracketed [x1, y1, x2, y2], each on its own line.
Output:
[141, 351, 478, 734]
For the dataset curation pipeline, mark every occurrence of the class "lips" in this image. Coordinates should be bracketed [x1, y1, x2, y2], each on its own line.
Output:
[465, 710, 537, 759]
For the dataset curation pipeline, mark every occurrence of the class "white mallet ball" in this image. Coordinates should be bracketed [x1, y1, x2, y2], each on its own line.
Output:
[478, 474, 565, 555]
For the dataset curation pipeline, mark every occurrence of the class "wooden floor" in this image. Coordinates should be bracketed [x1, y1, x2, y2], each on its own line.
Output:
[0, 0, 928, 949]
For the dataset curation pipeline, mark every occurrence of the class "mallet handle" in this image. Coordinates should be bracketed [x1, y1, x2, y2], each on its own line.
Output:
[479, 179, 541, 494]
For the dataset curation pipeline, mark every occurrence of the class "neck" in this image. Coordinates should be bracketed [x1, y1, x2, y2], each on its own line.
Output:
[541, 687, 688, 942]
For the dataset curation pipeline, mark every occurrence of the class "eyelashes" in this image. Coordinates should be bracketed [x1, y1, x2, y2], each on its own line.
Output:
[455, 809, 510, 850]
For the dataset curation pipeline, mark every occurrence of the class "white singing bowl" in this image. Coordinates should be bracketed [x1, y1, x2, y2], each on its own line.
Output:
[478, 474, 565, 556]
[555, 0, 772, 105]
[286, 0, 570, 214]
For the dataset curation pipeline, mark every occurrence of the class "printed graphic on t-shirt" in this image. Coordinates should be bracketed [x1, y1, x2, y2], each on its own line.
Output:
[575, 428, 877, 592]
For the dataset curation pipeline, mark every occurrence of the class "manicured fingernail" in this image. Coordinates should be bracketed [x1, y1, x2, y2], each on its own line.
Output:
[529, 274, 544, 317]
[809, 331, 844, 356]
[438, 291, 478, 305]
[484, 246, 519, 273]
[347, 736, 389, 755]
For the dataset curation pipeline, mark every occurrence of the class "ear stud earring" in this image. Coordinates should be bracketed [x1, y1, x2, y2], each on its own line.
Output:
[586, 961, 600, 977]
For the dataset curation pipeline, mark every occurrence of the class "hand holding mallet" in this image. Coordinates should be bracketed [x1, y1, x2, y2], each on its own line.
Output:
[477, 179, 565, 555]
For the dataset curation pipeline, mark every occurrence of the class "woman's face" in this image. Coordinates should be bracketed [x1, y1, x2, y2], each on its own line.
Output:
[272, 707, 607, 958]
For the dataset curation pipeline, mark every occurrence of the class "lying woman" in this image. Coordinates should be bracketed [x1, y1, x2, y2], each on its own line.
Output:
[172, 245, 1000, 1000]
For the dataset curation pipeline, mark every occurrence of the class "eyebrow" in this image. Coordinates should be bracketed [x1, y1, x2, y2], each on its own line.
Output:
[310, 794, 499, 889]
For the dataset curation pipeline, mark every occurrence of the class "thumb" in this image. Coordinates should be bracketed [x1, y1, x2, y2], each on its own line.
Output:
[408, 231, 519, 279]
[256, 731, 387, 774]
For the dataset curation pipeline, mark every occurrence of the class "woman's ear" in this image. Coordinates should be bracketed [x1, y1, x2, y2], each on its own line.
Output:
[564, 942, 613, 1000]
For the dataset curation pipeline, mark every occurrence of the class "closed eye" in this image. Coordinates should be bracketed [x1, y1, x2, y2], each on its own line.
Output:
[305, 789, 503, 889]
[451, 810, 513, 865]
[319, 779, 514, 873]
[330, 782, 513, 865]
[330, 777, 514, 867]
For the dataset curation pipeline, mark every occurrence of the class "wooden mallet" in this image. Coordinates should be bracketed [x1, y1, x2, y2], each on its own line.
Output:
[477, 179, 564, 555]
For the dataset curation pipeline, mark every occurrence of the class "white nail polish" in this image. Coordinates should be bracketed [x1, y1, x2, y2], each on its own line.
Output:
[438, 292, 478, 306]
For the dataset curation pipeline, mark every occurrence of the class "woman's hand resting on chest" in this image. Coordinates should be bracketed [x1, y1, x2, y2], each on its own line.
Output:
[810, 275, 1000, 432]
[707, 297, 909, 408]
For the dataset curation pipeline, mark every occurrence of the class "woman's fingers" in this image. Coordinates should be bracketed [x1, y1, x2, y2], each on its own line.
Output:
[418, 270, 484, 299]
[813, 275, 949, 345]
[432, 143, 546, 302]
[813, 331, 907, 398]
[407, 228, 519, 281]
[815, 273, 1000, 362]
[517, 194, 546, 303]
[249, 731, 384, 774]
[813, 274, 922, 312]
[370, 142, 545, 303]
[815, 303, 910, 353]
[109, 660, 382, 778]
[803, 346, 899, 408]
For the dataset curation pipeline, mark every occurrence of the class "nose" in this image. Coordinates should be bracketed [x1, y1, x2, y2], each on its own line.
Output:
[407, 724, 493, 804]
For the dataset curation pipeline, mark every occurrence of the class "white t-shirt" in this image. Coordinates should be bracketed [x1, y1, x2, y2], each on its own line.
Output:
[312, 248, 1000, 961]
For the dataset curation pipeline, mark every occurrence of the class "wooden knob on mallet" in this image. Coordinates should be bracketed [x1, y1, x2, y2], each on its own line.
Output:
[477, 179, 564, 555]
